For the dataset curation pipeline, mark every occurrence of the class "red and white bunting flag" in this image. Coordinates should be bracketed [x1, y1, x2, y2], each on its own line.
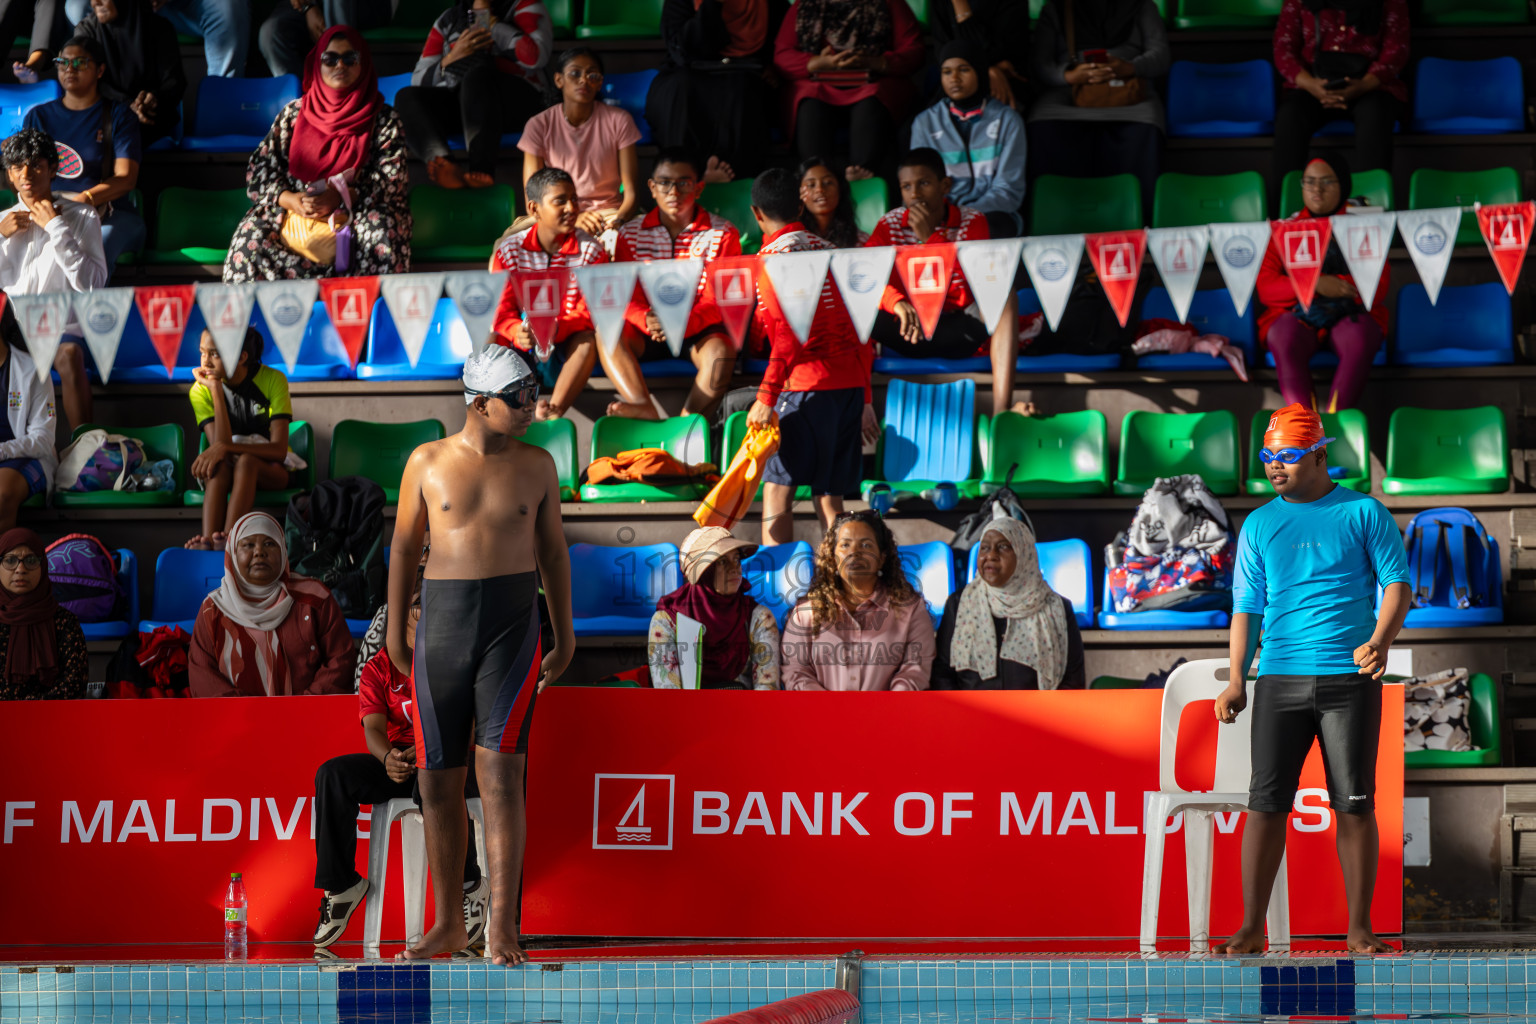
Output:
[1478, 201, 1536, 295]
[319, 276, 380, 367]
[1085, 230, 1146, 327]
[133, 284, 197, 377]
[1270, 218, 1332, 310]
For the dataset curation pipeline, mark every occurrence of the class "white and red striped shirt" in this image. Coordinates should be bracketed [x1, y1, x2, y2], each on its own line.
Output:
[491, 225, 608, 348]
[615, 207, 742, 337]
[754, 223, 871, 406]
[866, 202, 989, 314]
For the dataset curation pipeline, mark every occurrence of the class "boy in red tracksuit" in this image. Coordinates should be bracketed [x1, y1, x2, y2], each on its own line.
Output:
[745, 167, 878, 546]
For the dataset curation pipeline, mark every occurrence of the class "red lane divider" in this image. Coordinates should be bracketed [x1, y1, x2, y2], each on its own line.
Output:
[702, 989, 860, 1024]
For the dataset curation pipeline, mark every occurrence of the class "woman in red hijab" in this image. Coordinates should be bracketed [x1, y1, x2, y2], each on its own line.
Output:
[0, 529, 88, 701]
[224, 26, 412, 283]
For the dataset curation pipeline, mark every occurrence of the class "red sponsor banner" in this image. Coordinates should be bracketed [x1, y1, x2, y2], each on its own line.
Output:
[705, 255, 758, 351]
[1477, 201, 1535, 295]
[1270, 218, 1331, 310]
[1085, 231, 1146, 327]
[894, 243, 957, 339]
[318, 276, 380, 367]
[133, 284, 196, 377]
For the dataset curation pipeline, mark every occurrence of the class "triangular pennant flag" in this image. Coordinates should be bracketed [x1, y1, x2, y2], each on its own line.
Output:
[954, 237, 1024, 333]
[1333, 211, 1395, 312]
[704, 255, 758, 351]
[1208, 221, 1271, 316]
[11, 293, 70, 383]
[513, 269, 571, 360]
[638, 258, 704, 358]
[71, 287, 135, 384]
[194, 282, 257, 375]
[253, 279, 320, 374]
[828, 246, 895, 343]
[760, 249, 832, 346]
[318, 276, 380, 367]
[1145, 226, 1209, 324]
[379, 273, 446, 368]
[133, 284, 196, 378]
[1270, 218, 1331, 310]
[1085, 230, 1146, 328]
[1020, 234, 1084, 332]
[1478, 201, 1536, 296]
[445, 270, 508, 354]
[1396, 207, 1461, 305]
[573, 262, 639, 356]
[893, 243, 957, 339]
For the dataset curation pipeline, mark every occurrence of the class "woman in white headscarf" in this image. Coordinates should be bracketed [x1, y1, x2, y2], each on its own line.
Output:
[190, 511, 355, 697]
[933, 516, 1085, 690]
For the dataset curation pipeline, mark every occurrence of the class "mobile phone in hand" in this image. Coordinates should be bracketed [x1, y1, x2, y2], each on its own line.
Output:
[473, 7, 491, 27]
[1083, 48, 1109, 65]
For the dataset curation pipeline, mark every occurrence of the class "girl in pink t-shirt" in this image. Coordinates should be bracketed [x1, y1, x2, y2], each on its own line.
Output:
[518, 48, 640, 236]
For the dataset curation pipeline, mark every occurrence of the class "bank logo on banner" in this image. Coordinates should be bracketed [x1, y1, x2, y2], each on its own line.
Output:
[1270, 218, 1331, 310]
[253, 279, 319, 373]
[194, 283, 256, 375]
[71, 287, 135, 384]
[592, 774, 675, 851]
[761, 249, 832, 346]
[379, 273, 446, 368]
[445, 270, 507, 354]
[1396, 208, 1460, 304]
[1334, 211, 1395, 312]
[707, 255, 758, 351]
[828, 246, 895, 343]
[1478, 201, 1536, 295]
[11, 293, 70, 382]
[1085, 230, 1146, 327]
[955, 237, 1025, 333]
[1208, 221, 1270, 316]
[574, 263, 639, 356]
[1020, 234, 1084, 332]
[1145, 226, 1208, 324]
[639, 258, 704, 358]
[318, 276, 380, 367]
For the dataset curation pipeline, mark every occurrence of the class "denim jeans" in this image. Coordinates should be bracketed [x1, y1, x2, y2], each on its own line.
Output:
[100, 206, 146, 282]
[70, 0, 252, 77]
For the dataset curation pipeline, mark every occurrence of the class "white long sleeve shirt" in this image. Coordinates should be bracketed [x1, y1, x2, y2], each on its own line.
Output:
[0, 196, 108, 296]
[0, 346, 59, 490]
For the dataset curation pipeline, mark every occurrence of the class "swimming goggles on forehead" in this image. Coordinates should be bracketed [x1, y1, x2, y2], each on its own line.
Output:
[1259, 436, 1335, 464]
[465, 380, 540, 409]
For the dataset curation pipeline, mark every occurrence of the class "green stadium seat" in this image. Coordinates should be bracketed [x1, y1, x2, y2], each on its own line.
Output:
[1174, 0, 1283, 29]
[54, 423, 185, 508]
[1152, 171, 1265, 227]
[1418, 0, 1527, 24]
[1382, 405, 1509, 495]
[1089, 676, 1142, 689]
[723, 410, 807, 501]
[143, 187, 250, 266]
[580, 415, 713, 502]
[183, 421, 314, 508]
[1409, 167, 1520, 246]
[1245, 409, 1369, 495]
[849, 177, 889, 237]
[984, 410, 1110, 497]
[907, 0, 929, 24]
[1403, 673, 1501, 766]
[1115, 409, 1241, 496]
[361, 0, 444, 41]
[524, 418, 579, 501]
[577, 0, 664, 37]
[699, 178, 758, 253]
[410, 185, 518, 263]
[1030, 173, 1141, 235]
[328, 419, 447, 503]
[546, 0, 577, 36]
[1279, 167, 1393, 217]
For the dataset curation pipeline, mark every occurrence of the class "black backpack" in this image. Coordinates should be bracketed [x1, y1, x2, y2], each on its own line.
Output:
[284, 476, 387, 619]
[950, 463, 1036, 554]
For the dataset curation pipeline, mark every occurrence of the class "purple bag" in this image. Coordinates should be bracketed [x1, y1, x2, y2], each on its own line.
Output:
[45, 533, 124, 623]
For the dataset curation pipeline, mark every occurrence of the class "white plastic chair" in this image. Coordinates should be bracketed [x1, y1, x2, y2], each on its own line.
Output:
[362, 796, 487, 954]
[1139, 659, 1290, 954]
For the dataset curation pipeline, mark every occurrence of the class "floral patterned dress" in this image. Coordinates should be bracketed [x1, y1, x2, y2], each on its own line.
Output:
[648, 604, 781, 690]
[223, 100, 412, 282]
[0, 607, 89, 701]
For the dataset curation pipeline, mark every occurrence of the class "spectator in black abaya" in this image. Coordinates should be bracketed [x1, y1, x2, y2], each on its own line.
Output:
[927, 0, 1028, 111]
[72, 0, 186, 148]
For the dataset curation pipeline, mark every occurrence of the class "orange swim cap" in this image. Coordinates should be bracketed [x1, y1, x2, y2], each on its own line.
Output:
[1263, 403, 1328, 451]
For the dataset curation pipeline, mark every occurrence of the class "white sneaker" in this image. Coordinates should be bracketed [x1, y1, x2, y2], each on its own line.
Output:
[314, 876, 369, 948]
[462, 878, 490, 947]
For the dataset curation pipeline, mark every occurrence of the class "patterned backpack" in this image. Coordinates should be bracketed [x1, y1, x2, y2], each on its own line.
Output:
[45, 533, 124, 623]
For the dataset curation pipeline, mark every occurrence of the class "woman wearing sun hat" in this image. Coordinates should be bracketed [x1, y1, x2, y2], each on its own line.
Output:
[648, 527, 781, 690]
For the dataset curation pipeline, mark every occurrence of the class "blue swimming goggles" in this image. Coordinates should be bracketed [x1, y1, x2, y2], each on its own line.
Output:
[1258, 436, 1335, 464]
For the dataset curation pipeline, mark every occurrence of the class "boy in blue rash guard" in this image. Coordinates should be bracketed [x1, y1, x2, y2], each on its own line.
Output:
[1214, 403, 1411, 955]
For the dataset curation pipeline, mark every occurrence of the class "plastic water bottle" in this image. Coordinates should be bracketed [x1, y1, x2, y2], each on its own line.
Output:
[223, 873, 247, 960]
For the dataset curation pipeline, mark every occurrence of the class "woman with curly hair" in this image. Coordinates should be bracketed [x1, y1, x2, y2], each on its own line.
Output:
[781, 509, 935, 691]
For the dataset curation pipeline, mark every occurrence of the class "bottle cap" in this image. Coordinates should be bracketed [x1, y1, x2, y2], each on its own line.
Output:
[231, 872, 242, 880]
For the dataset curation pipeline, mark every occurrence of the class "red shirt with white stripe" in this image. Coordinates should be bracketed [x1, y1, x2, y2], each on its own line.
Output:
[491, 224, 608, 348]
[865, 202, 989, 314]
[358, 649, 413, 749]
[614, 206, 742, 338]
[754, 223, 872, 407]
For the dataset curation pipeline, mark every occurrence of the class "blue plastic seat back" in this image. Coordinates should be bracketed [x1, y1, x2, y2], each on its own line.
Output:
[252, 300, 353, 379]
[365, 297, 474, 370]
[1403, 507, 1501, 611]
[377, 72, 413, 107]
[150, 548, 226, 621]
[880, 378, 975, 483]
[1412, 57, 1525, 133]
[1140, 286, 1257, 362]
[568, 543, 681, 622]
[0, 80, 60, 136]
[966, 537, 1094, 628]
[897, 541, 955, 623]
[1165, 60, 1275, 136]
[1393, 282, 1513, 365]
[602, 70, 658, 143]
[741, 541, 815, 629]
[190, 74, 300, 139]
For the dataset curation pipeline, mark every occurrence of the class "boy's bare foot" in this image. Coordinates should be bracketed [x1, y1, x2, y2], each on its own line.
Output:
[486, 923, 530, 965]
[210, 531, 228, 551]
[184, 535, 213, 550]
[1214, 927, 1267, 955]
[396, 920, 470, 961]
[845, 165, 873, 182]
[703, 156, 734, 184]
[534, 398, 563, 421]
[1346, 928, 1395, 954]
[606, 398, 662, 420]
[464, 171, 494, 189]
[1010, 400, 1039, 417]
[427, 156, 464, 190]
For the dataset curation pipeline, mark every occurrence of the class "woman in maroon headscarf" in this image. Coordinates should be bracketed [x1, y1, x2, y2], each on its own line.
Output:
[0, 529, 88, 701]
[224, 26, 412, 282]
[647, 527, 780, 690]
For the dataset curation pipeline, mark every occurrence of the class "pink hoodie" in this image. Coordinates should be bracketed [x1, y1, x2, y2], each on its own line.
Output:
[780, 587, 935, 692]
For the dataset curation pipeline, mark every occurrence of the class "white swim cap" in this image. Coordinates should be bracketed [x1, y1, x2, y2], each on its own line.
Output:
[462, 345, 533, 405]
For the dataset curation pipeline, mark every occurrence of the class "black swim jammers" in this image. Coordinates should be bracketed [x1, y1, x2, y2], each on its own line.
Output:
[1247, 673, 1381, 815]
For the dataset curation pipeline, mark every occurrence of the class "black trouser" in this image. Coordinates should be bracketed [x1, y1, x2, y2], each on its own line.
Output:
[395, 64, 545, 176]
[1025, 119, 1164, 228]
[646, 66, 772, 177]
[313, 752, 481, 893]
[871, 307, 991, 361]
[1270, 88, 1405, 203]
[794, 96, 894, 178]
[258, 0, 392, 76]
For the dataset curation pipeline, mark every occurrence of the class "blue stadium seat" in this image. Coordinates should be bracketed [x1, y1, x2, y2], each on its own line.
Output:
[1137, 287, 1257, 370]
[1015, 289, 1122, 371]
[569, 542, 681, 636]
[863, 379, 977, 497]
[741, 541, 814, 629]
[182, 74, 300, 152]
[1312, 118, 1398, 137]
[141, 548, 225, 632]
[602, 69, 658, 144]
[1393, 282, 1514, 368]
[1098, 569, 1232, 630]
[0, 80, 60, 137]
[1411, 57, 1525, 135]
[69, 548, 140, 641]
[966, 538, 1095, 629]
[1165, 60, 1275, 138]
[252, 301, 353, 382]
[897, 541, 956, 624]
[358, 297, 472, 381]
[377, 72, 412, 107]
[110, 304, 199, 383]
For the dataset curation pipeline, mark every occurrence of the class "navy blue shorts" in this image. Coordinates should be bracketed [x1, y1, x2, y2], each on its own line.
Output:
[762, 387, 865, 496]
[0, 458, 47, 496]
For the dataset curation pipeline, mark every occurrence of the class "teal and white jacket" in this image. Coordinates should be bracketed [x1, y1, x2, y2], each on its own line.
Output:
[909, 98, 1028, 216]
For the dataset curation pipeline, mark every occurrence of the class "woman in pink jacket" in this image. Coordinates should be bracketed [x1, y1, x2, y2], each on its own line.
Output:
[781, 509, 934, 691]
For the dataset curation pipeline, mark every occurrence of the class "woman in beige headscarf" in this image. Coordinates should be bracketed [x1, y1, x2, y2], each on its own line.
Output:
[934, 516, 1085, 690]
